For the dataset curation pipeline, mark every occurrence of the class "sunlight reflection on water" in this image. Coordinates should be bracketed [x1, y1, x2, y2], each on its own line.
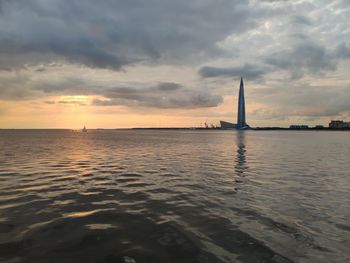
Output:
[0, 129, 349, 262]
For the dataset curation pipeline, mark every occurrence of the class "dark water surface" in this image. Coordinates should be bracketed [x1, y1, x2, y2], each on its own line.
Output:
[0, 130, 349, 263]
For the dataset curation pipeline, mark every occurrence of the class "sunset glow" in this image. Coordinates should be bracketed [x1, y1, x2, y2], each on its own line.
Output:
[0, 1, 349, 128]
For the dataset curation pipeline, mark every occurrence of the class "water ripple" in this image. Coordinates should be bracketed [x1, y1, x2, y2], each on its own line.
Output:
[0, 130, 349, 262]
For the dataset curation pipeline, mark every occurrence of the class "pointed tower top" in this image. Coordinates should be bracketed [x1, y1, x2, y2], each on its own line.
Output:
[237, 77, 246, 129]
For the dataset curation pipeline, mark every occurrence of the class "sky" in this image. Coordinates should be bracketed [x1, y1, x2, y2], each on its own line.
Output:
[0, 0, 349, 128]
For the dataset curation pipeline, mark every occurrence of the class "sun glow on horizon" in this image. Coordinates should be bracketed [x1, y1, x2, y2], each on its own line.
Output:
[58, 95, 90, 104]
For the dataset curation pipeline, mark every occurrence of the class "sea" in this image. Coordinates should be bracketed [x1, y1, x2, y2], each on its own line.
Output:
[0, 129, 349, 263]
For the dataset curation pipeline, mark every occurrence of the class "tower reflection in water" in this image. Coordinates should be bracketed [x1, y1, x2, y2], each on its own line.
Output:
[235, 131, 247, 178]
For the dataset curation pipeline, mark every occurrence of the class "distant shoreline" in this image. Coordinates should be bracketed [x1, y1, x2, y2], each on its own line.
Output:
[1, 127, 349, 131]
[132, 127, 350, 131]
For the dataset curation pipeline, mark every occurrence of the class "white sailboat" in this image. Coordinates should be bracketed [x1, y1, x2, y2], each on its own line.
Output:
[82, 126, 87, 132]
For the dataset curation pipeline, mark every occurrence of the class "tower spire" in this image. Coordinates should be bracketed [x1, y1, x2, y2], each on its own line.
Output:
[237, 77, 246, 129]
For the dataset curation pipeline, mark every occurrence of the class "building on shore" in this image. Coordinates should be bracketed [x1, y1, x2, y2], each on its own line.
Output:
[220, 77, 250, 130]
[220, 120, 237, 129]
[289, 125, 309, 129]
[329, 120, 350, 129]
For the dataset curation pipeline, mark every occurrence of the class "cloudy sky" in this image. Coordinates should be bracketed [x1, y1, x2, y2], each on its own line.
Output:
[0, 0, 349, 128]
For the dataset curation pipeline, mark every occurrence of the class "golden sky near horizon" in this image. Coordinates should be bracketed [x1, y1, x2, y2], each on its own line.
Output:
[0, 0, 349, 128]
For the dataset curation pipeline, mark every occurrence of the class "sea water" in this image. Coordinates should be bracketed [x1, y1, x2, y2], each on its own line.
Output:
[0, 130, 349, 262]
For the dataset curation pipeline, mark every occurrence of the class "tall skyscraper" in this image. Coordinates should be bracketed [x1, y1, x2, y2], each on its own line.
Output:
[219, 77, 249, 129]
[237, 77, 247, 129]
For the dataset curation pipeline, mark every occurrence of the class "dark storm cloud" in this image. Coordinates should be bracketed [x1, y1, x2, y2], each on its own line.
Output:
[250, 83, 350, 117]
[334, 43, 350, 59]
[35, 77, 91, 94]
[0, 0, 257, 71]
[1, 0, 350, 121]
[0, 73, 39, 100]
[0, 67, 223, 109]
[264, 40, 337, 79]
[291, 15, 313, 26]
[155, 83, 182, 92]
[198, 64, 269, 80]
[92, 83, 223, 109]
